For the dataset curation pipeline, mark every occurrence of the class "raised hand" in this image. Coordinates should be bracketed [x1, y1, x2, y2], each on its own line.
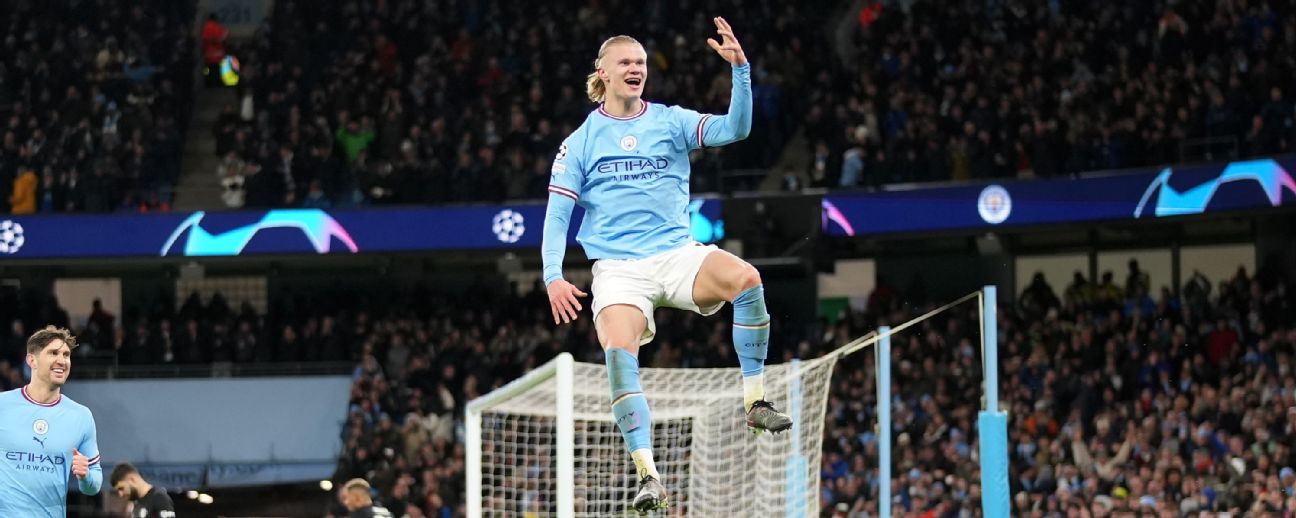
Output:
[706, 17, 747, 66]
[71, 448, 89, 479]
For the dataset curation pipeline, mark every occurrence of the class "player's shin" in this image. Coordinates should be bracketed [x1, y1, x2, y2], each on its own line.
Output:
[732, 285, 770, 411]
[607, 347, 659, 480]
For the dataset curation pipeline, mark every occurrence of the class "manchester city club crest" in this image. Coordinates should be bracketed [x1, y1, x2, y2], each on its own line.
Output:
[977, 185, 1012, 224]
[620, 135, 638, 151]
[33, 419, 48, 435]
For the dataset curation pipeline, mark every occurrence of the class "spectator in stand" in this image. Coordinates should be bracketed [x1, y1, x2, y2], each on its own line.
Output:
[9, 166, 36, 214]
[335, 117, 376, 164]
[1019, 272, 1061, 320]
[201, 14, 230, 87]
[1126, 260, 1151, 300]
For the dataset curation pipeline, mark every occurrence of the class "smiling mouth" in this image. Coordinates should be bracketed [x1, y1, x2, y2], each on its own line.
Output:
[626, 78, 642, 86]
[51, 367, 66, 376]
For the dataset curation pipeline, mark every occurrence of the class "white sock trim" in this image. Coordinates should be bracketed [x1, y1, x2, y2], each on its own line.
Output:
[630, 448, 660, 480]
[611, 392, 644, 405]
[742, 373, 765, 411]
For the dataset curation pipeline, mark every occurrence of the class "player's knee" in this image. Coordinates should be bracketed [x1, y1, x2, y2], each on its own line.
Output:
[604, 341, 636, 354]
[734, 265, 762, 295]
[599, 328, 642, 353]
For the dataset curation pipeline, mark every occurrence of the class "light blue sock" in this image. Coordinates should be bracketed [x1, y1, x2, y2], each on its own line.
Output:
[733, 285, 770, 377]
[607, 348, 652, 453]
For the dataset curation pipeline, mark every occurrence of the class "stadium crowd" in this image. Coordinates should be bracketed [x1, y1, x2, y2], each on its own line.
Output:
[820, 0, 1296, 188]
[822, 263, 1296, 517]
[5, 0, 1293, 213]
[0, 258, 1289, 516]
[0, 1, 195, 213]
[215, 0, 1296, 204]
[217, 0, 834, 208]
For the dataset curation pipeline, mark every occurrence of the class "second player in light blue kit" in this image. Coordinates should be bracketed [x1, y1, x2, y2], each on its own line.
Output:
[540, 16, 791, 514]
[0, 326, 103, 517]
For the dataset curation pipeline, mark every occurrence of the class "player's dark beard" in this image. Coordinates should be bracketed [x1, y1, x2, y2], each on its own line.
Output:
[130, 487, 141, 500]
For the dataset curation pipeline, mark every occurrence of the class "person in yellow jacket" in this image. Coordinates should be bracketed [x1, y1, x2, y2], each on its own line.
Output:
[10, 167, 37, 214]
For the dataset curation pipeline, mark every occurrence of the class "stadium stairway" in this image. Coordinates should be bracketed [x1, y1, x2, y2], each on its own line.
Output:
[173, 86, 237, 210]
[760, 129, 811, 191]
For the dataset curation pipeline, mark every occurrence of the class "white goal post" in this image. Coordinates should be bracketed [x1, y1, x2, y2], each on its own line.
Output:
[465, 352, 838, 517]
[466, 352, 575, 518]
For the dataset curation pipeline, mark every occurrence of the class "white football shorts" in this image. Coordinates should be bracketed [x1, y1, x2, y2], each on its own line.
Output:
[591, 243, 724, 345]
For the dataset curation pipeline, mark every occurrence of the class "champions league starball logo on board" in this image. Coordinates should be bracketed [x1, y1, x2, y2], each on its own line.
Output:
[492, 210, 526, 243]
[0, 220, 24, 254]
[1134, 159, 1296, 218]
[160, 210, 358, 256]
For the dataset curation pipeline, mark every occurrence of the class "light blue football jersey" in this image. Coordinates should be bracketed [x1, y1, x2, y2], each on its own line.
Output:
[0, 386, 103, 517]
[542, 64, 752, 284]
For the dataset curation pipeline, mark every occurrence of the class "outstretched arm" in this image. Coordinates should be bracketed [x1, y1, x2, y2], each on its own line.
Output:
[699, 17, 751, 147]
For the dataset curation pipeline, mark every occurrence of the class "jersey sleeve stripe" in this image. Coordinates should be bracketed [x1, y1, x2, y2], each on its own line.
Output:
[696, 114, 712, 149]
[548, 185, 579, 201]
[87, 455, 101, 465]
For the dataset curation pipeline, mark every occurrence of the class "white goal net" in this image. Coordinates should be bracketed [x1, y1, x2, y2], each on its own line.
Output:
[466, 353, 838, 517]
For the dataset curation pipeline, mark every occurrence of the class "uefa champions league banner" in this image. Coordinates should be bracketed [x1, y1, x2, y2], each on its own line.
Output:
[822, 157, 1296, 237]
[2, 155, 1289, 260]
[0, 198, 725, 260]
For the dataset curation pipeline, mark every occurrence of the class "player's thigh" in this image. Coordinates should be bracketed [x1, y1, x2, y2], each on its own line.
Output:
[691, 248, 761, 308]
[595, 304, 649, 354]
[592, 258, 661, 347]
